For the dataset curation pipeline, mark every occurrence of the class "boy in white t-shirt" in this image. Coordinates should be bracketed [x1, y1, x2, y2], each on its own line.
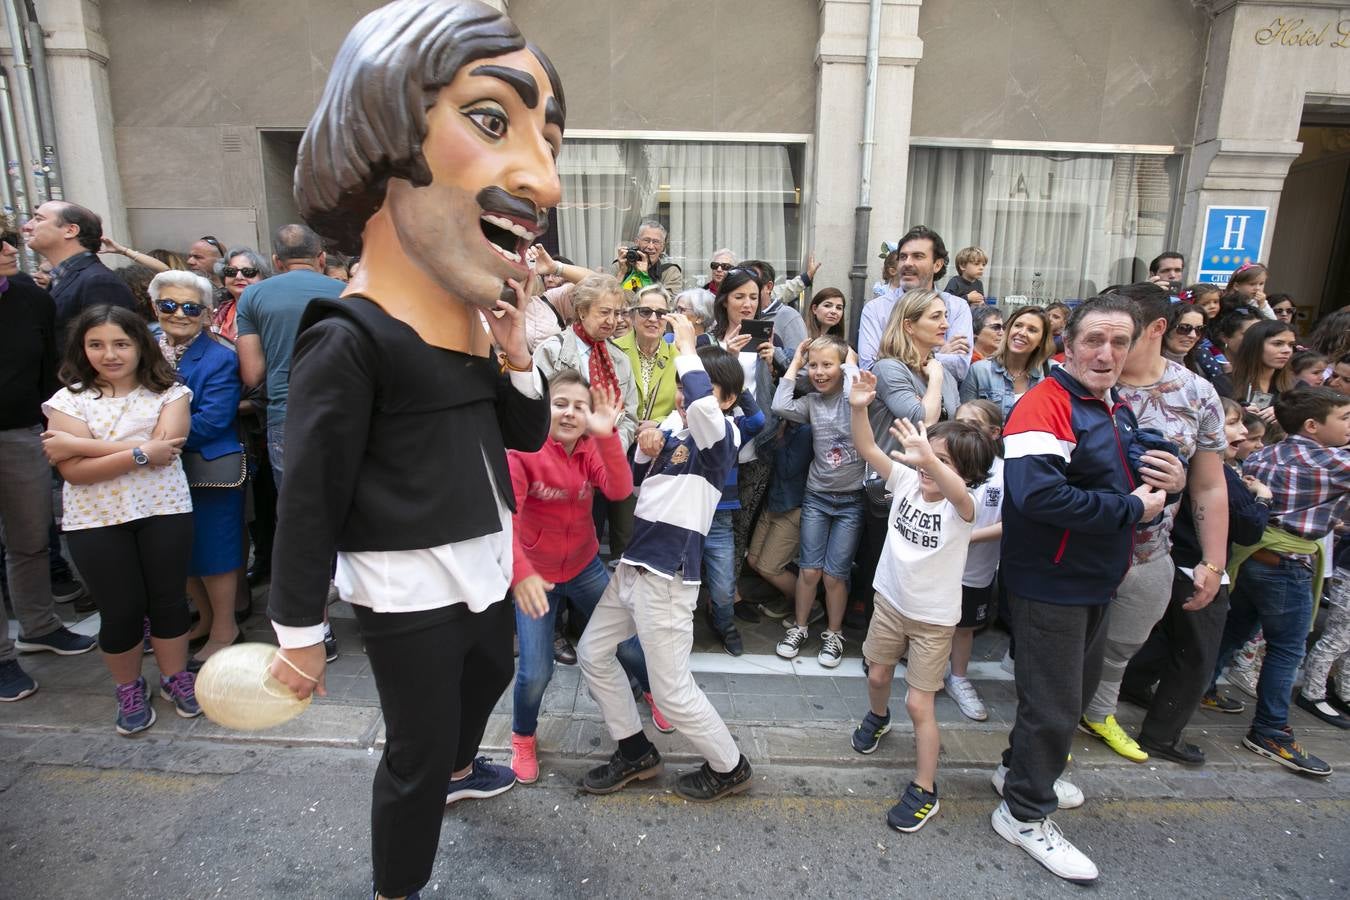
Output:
[847, 369, 995, 833]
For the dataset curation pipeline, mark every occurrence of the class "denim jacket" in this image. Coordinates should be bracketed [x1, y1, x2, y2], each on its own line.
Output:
[959, 357, 1047, 420]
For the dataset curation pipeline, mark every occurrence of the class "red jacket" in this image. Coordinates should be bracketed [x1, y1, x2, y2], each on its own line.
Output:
[509, 431, 633, 585]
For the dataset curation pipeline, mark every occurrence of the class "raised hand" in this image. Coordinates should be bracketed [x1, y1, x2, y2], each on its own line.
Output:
[849, 369, 878, 408]
[887, 417, 936, 468]
[587, 384, 622, 436]
[666, 312, 697, 355]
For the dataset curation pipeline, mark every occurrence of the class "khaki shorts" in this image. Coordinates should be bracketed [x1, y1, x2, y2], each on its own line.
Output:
[747, 508, 801, 576]
[861, 594, 955, 693]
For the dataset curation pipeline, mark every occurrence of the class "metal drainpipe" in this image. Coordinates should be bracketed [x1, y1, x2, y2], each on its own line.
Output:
[3, 0, 49, 208]
[0, 71, 34, 269]
[847, 0, 883, 343]
[24, 0, 61, 200]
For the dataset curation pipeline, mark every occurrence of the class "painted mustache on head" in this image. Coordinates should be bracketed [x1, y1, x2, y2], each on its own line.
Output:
[477, 186, 552, 302]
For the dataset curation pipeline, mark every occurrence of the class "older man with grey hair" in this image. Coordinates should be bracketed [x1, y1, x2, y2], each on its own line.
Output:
[612, 218, 685, 295]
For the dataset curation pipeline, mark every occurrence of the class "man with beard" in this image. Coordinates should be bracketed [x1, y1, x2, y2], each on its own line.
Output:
[265, 3, 563, 897]
[857, 225, 973, 378]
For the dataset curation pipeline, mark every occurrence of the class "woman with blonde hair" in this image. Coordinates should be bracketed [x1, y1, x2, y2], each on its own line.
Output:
[959, 305, 1055, 419]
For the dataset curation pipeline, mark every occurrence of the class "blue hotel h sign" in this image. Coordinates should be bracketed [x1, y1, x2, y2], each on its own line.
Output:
[1197, 206, 1268, 285]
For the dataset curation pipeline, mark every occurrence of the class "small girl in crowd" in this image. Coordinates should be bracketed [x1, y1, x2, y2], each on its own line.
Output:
[1185, 283, 1222, 322]
[1224, 262, 1269, 315]
[944, 399, 1005, 722]
[772, 335, 864, 667]
[40, 305, 200, 734]
[1291, 350, 1329, 387]
[847, 369, 994, 833]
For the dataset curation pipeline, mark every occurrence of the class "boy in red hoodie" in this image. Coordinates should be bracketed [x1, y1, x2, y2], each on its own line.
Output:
[508, 370, 669, 783]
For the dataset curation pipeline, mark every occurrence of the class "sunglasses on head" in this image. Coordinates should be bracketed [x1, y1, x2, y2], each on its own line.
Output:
[709, 262, 733, 271]
[222, 266, 259, 279]
[1172, 323, 1201, 336]
[200, 236, 225, 255]
[156, 300, 206, 318]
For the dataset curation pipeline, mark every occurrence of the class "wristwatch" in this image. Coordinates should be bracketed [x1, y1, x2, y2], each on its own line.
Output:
[131, 447, 149, 466]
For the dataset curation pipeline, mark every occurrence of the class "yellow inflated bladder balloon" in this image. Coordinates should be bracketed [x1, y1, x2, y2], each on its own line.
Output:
[196, 643, 312, 731]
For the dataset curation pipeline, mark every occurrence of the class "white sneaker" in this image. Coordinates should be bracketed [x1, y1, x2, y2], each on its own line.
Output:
[776, 626, 809, 660]
[1225, 663, 1260, 699]
[991, 801, 1098, 883]
[944, 674, 988, 721]
[990, 763, 1084, 810]
[817, 630, 844, 668]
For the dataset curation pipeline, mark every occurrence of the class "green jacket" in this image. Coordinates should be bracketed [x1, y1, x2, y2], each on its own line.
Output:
[1228, 526, 1326, 619]
[614, 331, 679, 424]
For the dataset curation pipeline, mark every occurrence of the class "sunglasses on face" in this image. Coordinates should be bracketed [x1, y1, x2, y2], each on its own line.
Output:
[985, 323, 1005, 331]
[222, 266, 259, 279]
[709, 262, 733, 271]
[156, 300, 206, 318]
[632, 307, 666, 319]
[1172, 323, 1201, 336]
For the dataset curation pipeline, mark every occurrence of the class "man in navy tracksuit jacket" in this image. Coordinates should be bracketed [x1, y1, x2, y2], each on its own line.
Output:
[989, 295, 1166, 884]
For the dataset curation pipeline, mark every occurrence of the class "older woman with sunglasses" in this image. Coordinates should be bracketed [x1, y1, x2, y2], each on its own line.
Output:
[970, 306, 1004, 362]
[150, 271, 246, 670]
[212, 248, 270, 342]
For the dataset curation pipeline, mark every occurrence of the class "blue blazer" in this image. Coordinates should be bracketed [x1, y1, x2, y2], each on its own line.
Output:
[178, 331, 244, 460]
[49, 252, 136, 338]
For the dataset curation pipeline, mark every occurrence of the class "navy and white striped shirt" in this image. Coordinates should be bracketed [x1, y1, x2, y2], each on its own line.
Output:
[621, 355, 740, 583]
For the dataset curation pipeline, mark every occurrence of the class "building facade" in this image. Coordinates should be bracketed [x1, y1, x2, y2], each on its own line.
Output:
[3, 0, 1348, 325]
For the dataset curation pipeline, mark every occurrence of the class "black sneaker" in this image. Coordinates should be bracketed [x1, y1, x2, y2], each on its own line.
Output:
[51, 574, 85, 604]
[718, 623, 744, 657]
[0, 660, 38, 702]
[1138, 735, 1205, 766]
[887, 781, 940, 833]
[323, 623, 339, 663]
[756, 598, 790, 620]
[582, 747, 664, 795]
[1200, 689, 1245, 714]
[15, 626, 96, 656]
[673, 755, 752, 802]
[733, 603, 761, 624]
[1242, 728, 1332, 776]
[851, 708, 891, 754]
[1295, 693, 1350, 729]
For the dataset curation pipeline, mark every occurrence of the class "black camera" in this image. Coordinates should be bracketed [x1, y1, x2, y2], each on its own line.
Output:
[623, 247, 642, 263]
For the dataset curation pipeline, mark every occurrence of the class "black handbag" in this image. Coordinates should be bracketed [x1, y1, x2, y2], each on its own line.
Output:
[864, 476, 892, 518]
[181, 450, 246, 489]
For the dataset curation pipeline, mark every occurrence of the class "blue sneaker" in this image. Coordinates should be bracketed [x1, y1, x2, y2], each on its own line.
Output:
[445, 756, 516, 805]
[851, 708, 891, 754]
[159, 670, 202, 718]
[0, 659, 38, 701]
[115, 676, 156, 735]
[16, 625, 96, 656]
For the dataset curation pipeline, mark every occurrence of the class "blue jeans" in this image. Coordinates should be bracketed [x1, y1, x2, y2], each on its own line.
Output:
[1213, 557, 1314, 739]
[797, 489, 865, 581]
[512, 555, 649, 736]
[266, 423, 285, 486]
[702, 510, 735, 632]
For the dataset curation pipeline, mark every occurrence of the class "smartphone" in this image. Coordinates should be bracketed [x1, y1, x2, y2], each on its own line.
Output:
[740, 318, 774, 347]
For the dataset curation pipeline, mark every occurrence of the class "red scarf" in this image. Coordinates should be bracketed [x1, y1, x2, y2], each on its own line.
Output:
[572, 321, 622, 402]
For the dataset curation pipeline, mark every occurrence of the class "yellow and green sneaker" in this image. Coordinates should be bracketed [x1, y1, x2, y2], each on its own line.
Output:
[1078, 715, 1148, 763]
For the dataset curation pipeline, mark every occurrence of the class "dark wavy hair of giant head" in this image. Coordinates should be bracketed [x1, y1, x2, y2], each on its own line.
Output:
[294, 0, 567, 253]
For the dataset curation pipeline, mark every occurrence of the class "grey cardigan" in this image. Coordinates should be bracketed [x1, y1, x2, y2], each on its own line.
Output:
[532, 328, 640, 450]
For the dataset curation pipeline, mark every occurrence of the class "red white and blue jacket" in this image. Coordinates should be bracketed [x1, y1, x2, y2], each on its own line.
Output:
[1000, 366, 1145, 606]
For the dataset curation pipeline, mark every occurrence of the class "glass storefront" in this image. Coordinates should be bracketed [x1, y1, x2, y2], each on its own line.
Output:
[905, 145, 1182, 302]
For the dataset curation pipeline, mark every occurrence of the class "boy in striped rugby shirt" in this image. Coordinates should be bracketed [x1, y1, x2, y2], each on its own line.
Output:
[578, 312, 753, 802]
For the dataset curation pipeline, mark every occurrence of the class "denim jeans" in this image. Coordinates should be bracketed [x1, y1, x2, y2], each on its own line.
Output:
[797, 489, 865, 581]
[1213, 557, 1314, 739]
[512, 555, 649, 736]
[702, 510, 735, 632]
[266, 423, 285, 486]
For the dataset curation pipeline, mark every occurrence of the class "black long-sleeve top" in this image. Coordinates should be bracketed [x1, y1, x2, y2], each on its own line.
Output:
[1171, 463, 1269, 568]
[0, 275, 58, 429]
[267, 297, 550, 628]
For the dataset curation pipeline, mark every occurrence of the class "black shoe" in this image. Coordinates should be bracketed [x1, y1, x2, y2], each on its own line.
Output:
[553, 635, 577, 666]
[1200, 689, 1245, 714]
[73, 593, 97, 614]
[51, 574, 85, 604]
[1138, 735, 1206, 766]
[1295, 693, 1350, 729]
[1242, 728, 1332, 776]
[582, 747, 664, 795]
[323, 624, 339, 663]
[1331, 694, 1350, 716]
[843, 599, 869, 631]
[673, 755, 752, 802]
[718, 623, 744, 657]
[887, 781, 940, 833]
[733, 603, 761, 624]
[246, 564, 270, 588]
[1119, 683, 1156, 709]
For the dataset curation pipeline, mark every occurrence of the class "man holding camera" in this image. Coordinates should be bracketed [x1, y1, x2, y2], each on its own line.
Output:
[612, 219, 685, 295]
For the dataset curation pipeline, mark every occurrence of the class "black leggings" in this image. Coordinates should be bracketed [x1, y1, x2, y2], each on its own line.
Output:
[356, 599, 515, 898]
[65, 513, 194, 654]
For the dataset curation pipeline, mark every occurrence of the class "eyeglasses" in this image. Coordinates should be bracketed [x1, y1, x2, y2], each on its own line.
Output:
[156, 300, 206, 318]
[985, 323, 1005, 331]
[632, 307, 666, 319]
[222, 266, 259, 279]
[709, 262, 733, 271]
[1172, 323, 1201, 336]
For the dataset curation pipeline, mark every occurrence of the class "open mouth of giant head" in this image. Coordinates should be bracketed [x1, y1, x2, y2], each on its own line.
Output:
[477, 186, 548, 268]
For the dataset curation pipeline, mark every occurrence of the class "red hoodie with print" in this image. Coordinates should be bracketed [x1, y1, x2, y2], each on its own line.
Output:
[508, 430, 633, 586]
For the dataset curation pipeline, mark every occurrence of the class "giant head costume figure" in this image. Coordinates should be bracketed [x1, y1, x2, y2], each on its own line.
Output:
[294, 0, 566, 314]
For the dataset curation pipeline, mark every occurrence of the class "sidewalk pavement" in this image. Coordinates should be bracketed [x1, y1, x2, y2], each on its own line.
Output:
[7, 591, 1350, 790]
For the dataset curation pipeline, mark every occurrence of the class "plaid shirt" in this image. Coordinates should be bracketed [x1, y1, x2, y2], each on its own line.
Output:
[1243, 435, 1350, 541]
[46, 251, 94, 293]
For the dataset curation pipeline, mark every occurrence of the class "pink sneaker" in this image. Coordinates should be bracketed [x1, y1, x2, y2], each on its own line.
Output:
[511, 733, 539, 784]
[645, 692, 676, 734]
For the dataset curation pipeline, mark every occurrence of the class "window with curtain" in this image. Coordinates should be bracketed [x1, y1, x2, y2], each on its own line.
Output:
[556, 138, 805, 284]
[904, 146, 1181, 301]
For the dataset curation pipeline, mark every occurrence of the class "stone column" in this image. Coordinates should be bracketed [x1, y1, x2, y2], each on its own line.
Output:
[810, 0, 923, 313]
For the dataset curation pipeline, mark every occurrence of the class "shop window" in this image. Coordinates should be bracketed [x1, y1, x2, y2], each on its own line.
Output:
[557, 137, 805, 283]
[905, 146, 1181, 301]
